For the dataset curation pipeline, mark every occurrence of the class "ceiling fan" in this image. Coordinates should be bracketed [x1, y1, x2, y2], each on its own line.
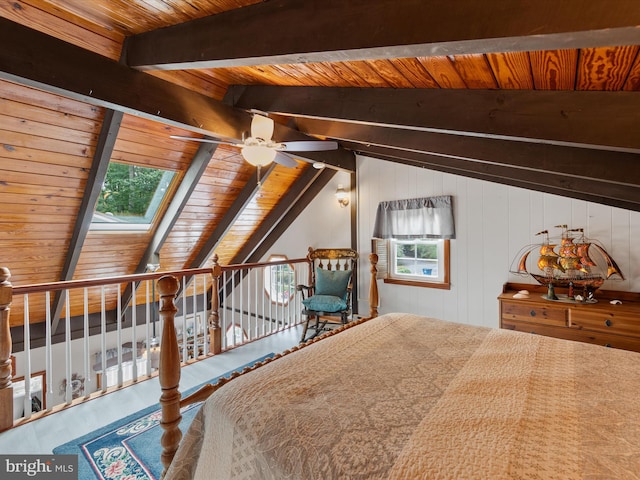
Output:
[171, 114, 338, 170]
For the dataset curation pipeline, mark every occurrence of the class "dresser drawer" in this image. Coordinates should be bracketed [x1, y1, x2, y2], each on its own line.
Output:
[501, 301, 567, 327]
[569, 310, 640, 338]
[501, 319, 640, 352]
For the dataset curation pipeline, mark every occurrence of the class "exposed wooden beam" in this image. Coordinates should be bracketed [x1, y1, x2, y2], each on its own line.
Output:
[0, 17, 354, 170]
[144, 142, 217, 269]
[243, 168, 338, 264]
[230, 167, 334, 265]
[172, 164, 274, 304]
[218, 167, 336, 304]
[380, 152, 640, 213]
[246, 169, 358, 316]
[118, 142, 218, 312]
[353, 145, 640, 212]
[125, 0, 640, 70]
[292, 118, 640, 187]
[51, 110, 123, 334]
[188, 165, 278, 269]
[227, 85, 640, 153]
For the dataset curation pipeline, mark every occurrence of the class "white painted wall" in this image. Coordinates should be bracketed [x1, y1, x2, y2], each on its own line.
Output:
[263, 169, 353, 260]
[356, 155, 640, 329]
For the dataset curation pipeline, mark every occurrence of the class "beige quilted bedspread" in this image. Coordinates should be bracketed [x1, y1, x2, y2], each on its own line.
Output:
[166, 312, 640, 479]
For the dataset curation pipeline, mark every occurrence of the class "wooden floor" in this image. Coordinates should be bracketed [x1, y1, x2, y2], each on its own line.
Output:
[0, 325, 303, 454]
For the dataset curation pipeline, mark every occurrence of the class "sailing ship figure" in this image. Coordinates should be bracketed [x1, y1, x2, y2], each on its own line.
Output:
[511, 225, 624, 300]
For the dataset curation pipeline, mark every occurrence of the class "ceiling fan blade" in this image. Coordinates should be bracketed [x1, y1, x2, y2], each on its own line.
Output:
[279, 140, 338, 152]
[170, 135, 236, 146]
[273, 151, 298, 168]
[251, 114, 274, 141]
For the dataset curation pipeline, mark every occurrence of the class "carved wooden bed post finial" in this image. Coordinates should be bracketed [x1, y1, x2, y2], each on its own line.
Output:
[208, 254, 222, 355]
[306, 246, 314, 286]
[0, 267, 13, 432]
[369, 253, 379, 318]
[157, 274, 181, 477]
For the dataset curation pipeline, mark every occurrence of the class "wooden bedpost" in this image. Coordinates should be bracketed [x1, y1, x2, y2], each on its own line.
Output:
[157, 275, 181, 477]
[208, 254, 222, 355]
[307, 246, 314, 285]
[0, 267, 13, 432]
[369, 253, 379, 318]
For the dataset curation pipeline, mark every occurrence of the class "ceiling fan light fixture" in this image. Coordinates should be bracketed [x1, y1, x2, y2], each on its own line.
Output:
[241, 145, 276, 167]
[250, 114, 274, 141]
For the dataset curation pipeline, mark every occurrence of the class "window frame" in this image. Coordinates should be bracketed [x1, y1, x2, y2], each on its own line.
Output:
[263, 254, 296, 306]
[91, 162, 176, 232]
[373, 238, 451, 290]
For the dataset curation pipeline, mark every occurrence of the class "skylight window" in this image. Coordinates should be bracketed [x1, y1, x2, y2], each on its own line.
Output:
[91, 162, 175, 230]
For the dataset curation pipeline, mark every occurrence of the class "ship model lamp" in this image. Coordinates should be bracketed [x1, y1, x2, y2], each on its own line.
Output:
[510, 225, 624, 303]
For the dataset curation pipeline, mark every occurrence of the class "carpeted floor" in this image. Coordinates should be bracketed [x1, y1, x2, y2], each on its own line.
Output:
[54, 353, 274, 480]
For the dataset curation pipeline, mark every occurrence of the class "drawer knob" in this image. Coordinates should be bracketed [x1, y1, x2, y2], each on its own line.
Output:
[605, 319, 612, 327]
[605, 343, 612, 348]
[529, 310, 536, 317]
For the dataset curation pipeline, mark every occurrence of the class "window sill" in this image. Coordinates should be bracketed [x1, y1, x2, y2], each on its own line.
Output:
[383, 278, 450, 290]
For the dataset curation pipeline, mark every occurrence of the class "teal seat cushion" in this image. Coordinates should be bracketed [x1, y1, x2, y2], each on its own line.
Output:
[302, 294, 348, 313]
[314, 268, 352, 297]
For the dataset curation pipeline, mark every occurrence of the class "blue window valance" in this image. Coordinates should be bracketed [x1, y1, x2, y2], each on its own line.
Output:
[372, 195, 455, 239]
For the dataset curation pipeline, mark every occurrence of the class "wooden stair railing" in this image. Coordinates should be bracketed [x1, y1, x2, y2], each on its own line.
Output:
[0, 267, 13, 431]
[0, 266, 215, 432]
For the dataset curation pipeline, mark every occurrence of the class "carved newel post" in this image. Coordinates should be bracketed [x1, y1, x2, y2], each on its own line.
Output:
[157, 275, 181, 477]
[0, 267, 13, 432]
[369, 253, 379, 318]
[208, 254, 222, 355]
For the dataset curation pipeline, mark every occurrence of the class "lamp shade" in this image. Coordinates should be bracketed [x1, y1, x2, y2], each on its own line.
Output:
[335, 184, 348, 200]
[241, 146, 276, 166]
[250, 114, 274, 141]
[335, 184, 349, 207]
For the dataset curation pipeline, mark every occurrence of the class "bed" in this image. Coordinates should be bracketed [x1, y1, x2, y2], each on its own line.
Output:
[163, 312, 640, 479]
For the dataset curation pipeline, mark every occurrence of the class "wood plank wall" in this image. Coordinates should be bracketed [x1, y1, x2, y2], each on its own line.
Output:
[0, 80, 101, 325]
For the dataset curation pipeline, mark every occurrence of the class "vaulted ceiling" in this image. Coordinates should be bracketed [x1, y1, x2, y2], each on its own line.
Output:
[1, 0, 639, 321]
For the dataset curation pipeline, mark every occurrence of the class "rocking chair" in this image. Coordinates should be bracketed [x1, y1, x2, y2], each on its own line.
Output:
[297, 247, 358, 343]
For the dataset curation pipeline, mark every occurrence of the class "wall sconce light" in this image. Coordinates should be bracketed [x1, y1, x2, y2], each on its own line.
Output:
[335, 184, 349, 208]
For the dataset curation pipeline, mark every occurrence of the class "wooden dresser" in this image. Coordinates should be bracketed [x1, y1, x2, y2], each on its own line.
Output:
[499, 282, 640, 353]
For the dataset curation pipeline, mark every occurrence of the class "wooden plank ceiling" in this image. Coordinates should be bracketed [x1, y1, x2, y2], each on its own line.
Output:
[0, 0, 639, 326]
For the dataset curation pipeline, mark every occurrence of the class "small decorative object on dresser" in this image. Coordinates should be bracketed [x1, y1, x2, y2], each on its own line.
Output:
[499, 282, 640, 353]
[510, 225, 624, 294]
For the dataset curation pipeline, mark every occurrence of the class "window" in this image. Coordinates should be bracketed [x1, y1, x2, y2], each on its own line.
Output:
[372, 195, 454, 290]
[91, 162, 176, 231]
[373, 238, 451, 289]
[263, 255, 296, 305]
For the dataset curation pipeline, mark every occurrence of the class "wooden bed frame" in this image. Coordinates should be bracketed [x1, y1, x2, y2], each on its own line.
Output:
[156, 253, 379, 476]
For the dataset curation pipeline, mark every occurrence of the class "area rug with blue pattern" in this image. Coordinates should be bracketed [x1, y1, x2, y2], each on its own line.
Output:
[54, 353, 274, 480]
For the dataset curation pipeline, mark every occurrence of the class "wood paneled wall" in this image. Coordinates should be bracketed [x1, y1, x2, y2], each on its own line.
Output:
[0, 80, 100, 325]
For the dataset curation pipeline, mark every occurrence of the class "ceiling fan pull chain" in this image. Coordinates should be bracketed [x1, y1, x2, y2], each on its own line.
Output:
[257, 165, 262, 188]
